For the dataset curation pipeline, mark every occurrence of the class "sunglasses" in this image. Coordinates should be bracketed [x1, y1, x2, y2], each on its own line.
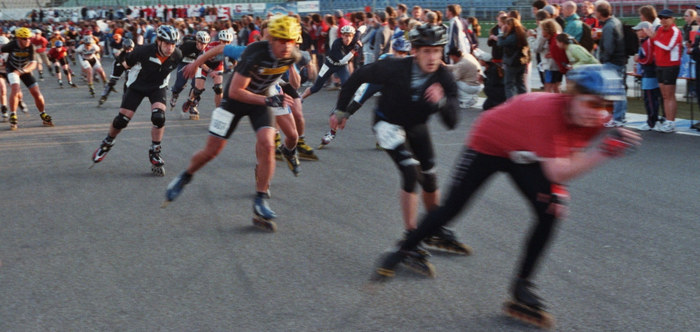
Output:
[581, 98, 614, 112]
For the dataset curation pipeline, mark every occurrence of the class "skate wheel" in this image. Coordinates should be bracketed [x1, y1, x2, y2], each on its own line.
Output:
[297, 154, 319, 161]
[151, 166, 165, 177]
[43, 122, 55, 127]
[401, 258, 436, 278]
[189, 115, 199, 120]
[252, 216, 277, 232]
[503, 301, 555, 329]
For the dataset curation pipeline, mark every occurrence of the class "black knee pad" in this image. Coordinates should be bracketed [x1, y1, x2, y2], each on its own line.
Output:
[108, 77, 118, 86]
[112, 113, 131, 129]
[419, 170, 438, 193]
[151, 108, 166, 128]
[54, 66, 60, 74]
[212, 83, 223, 95]
[63, 68, 69, 75]
[399, 161, 420, 193]
[193, 87, 205, 98]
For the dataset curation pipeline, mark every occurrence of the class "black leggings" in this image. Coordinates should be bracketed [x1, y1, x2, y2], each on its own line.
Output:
[401, 148, 563, 280]
[383, 123, 436, 193]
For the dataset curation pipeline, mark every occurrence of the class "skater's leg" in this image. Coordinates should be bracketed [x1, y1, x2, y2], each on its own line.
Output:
[507, 163, 562, 281]
[212, 72, 223, 107]
[384, 143, 422, 229]
[28, 85, 45, 113]
[276, 113, 298, 150]
[186, 135, 227, 174]
[400, 190, 419, 230]
[150, 103, 167, 143]
[400, 150, 502, 251]
[255, 127, 277, 193]
[108, 108, 135, 138]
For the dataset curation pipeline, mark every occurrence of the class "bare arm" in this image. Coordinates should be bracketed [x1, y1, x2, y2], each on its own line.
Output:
[287, 63, 301, 90]
[183, 44, 226, 78]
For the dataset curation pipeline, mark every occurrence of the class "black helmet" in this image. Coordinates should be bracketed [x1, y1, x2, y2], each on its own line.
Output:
[408, 24, 447, 48]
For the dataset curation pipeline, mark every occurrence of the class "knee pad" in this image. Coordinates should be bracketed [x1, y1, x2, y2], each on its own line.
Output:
[108, 77, 118, 86]
[212, 83, 223, 95]
[112, 113, 131, 129]
[399, 161, 420, 193]
[192, 87, 205, 98]
[63, 68, 69, 75]
[54, 66, 60, 74]
[151, 108, 166, 128]
[419, 169, 438, 193]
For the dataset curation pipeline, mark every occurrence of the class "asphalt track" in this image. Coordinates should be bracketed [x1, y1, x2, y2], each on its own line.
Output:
[0, 59, 698, 331]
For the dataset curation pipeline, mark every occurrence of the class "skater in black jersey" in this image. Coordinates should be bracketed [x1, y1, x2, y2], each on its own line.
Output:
[90, 25, 183, 176]
[330, 24, 471, 265]
[372, 64, 642, 328]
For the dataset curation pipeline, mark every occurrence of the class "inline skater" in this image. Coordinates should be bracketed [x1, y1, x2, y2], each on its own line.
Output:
[48, 40, 77, 88]
[318, 37, 412, 149]
[30, 29, 50, 80]
[371, 65, 642, 329]
[0, 28, 54, 130]
[328, 24, 469, 260]
[98, 38, 135, 105]
[64, 26, 80, 65]
[163, 15, 302, 231]
[181, 29, 234, 120]
[90, 25, 183, 176]
[169, 31, 210, 111]
[76, 35, 106, 97]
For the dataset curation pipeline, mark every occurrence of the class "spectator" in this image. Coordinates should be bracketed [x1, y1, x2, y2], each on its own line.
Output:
[445, 49, 483, 109]
[562, 1, 583, 42]
[633, 21, 662, 131]
[689, 9, 700, 130]
[581, 1, 600, 28]
[494, 17, 530, 99]
[397, 3, 409, 19]
[639, 5, 661, 30]
[556, 33, 599, 68]
[360, 12, 377, 64]
[335, 10, 351, 38]
[373, 11, 392, 61]
[680, 9, 697, 92]
[595, 0, 627, 127]
[529, 10, 553, 90]
[466, 17, 480, 50]
[477, 51, 506, 110]
[412, 5, 423, 21]
[445, 4, 470, 62]
[488, 13, 507, 65]
[539, 19, 565, 92]
[646, 9, 682, 133]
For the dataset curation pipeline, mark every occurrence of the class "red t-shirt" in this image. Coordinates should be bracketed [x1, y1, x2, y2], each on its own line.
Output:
[468, 93, 605, 159]
[48, 46, 67, 60]
[652, 25, 682, 67]
[31, 36, 48, 53]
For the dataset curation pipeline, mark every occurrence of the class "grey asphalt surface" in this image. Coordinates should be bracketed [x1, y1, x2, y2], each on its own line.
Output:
[0, 58, 698, 331]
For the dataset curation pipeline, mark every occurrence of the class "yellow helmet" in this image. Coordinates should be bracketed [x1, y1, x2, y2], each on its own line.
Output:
[268, 15, 301, 41]
[15, 27, 33, 39]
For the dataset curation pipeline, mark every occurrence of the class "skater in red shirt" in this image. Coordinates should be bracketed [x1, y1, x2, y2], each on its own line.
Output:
[372, 64, 642, 329]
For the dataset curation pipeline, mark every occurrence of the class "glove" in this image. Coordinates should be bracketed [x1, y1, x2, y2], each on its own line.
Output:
[598, 129, 633, 157]
[264, 94, 284, 107]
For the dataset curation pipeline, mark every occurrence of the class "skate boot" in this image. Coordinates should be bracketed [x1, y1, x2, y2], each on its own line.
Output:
[182, 99, 193, 114]
[163, 171, 193, 207]
[69, 81, 78, 88]
[1, 105, 8, 122]
[39, 71, 44, 81]
[371, 249, 435, 282]
[296, 137, 318, 161]
[318, 130, 336, 149]
[169, 92, 179, 111]
[58, 80, 64, 88]
[503, 278, 555, 329]
[189, 107, 199, 120]
[109, 85, 117, 93]
[274, 132, 283, 161]
[88, 84, 95, 97]
[9, 113, 18, 130]
[149, 145, 165, 176]
[91, 138, 114, 165]
[19, 100, 28, 113]
[40, 112, 54, 127]
[252, 193, 277, 232]
[281, 146, 301, 177]
[422, 227, 472, 255]
[398, 230, 432, 258]
[98, 95, 107, 106]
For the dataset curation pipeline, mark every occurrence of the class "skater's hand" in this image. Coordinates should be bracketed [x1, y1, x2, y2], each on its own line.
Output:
[329, 111, 349, 130]
[424, 83, 445, 105]
[598, 128, 642, 157]
[182, 63, 198, 79]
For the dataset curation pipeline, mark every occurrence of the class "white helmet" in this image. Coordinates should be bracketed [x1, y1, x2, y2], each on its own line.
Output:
[0, 36, 9, 46]
[83, 35, 95, 44]
[340, 25, 356, 35]
[195, 30, 210, 44]
[156, 25, 179, 44]
[217, 29, 233, 42]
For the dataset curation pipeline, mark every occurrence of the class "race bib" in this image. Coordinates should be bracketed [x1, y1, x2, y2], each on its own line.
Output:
[318, 64, 329, 78]
[373, 120, 406, 150]
[209, 107, 234, 137]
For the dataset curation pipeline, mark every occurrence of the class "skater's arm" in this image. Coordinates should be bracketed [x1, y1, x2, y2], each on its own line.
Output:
[183, 44, 226, 78]
[541, 128, 641, 183]
[287, 63, 301, 90]
[228, 73, 294, 107]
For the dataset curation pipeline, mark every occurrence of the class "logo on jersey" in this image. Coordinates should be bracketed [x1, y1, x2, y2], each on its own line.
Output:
[258, 66, 289, 75]
[149, 57, 162, 65]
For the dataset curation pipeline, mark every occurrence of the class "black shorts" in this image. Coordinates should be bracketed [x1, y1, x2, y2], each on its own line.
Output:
[210, 98, 274, 139]
[4, 67, 38, 88]
[51, 57, 68, 66]
[279, 82, 300, 99]
[120, 87, 167, 111]
[656, 66, 680, 85]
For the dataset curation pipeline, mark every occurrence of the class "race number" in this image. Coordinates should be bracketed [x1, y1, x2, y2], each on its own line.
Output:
[373, 121, 406, 150]
[209, 107, 234, 137]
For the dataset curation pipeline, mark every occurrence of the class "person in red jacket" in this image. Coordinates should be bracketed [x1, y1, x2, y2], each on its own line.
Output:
[47, 41, 77, 88]
[31, 30, 50, 80]
[645, 9, 682, 132]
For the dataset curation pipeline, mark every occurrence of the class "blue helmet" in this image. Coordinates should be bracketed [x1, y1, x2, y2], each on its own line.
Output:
[54, 40, 63, 47]
[566, 65, 625, 101]
[392, 37, 411, 53]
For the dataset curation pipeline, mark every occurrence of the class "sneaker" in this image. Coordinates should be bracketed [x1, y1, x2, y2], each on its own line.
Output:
[691, 122, 700, 131]
[604, 119, 624, 128]
[92, 139, 114, 163]
[638, 123, 651, 131]
[657, 121, 675, 133]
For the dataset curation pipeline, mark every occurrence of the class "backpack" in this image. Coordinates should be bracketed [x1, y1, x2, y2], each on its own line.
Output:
[623, 23, 640, 56]
[579, 21, 594, 52]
